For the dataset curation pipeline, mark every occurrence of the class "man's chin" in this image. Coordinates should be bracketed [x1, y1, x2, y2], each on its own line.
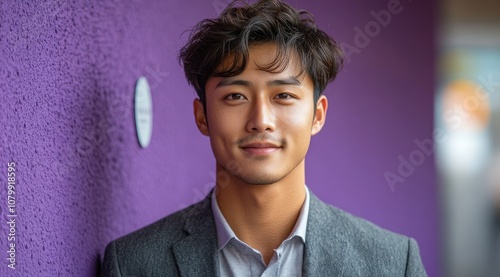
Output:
[235, 173, 287, 186]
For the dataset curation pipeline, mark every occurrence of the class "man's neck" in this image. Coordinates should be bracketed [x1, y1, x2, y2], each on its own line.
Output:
[214, 162, 307, 265]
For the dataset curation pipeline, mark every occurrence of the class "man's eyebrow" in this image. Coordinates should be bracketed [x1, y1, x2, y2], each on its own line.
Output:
[267, 77, 302, 87]
[216, 79, 253, 88]
[216, 76, 302, 88]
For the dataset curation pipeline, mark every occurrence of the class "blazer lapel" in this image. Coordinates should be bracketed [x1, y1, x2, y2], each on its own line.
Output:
[172, 194, 219, 277]
[303, 193, 349, 277]
[170, 191, 355, 276]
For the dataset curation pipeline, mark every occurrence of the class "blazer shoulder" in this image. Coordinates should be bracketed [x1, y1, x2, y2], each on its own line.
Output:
[101, 197, 214, 276]
[112, 196, 212, 251]
[307, 195, 427, 276]
[312, 195, 409, 246]
[332, 204, 407, 240]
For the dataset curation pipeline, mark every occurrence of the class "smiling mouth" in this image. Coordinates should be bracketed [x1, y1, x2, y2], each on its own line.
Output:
[240, 142, 282, 155]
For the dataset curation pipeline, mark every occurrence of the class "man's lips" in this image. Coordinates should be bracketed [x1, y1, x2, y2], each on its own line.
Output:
[240, 142, 281, 155]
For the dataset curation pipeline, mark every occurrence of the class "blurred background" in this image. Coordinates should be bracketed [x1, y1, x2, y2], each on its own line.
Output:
[437, 0, 500, 276]
[0, 0, 499, 276]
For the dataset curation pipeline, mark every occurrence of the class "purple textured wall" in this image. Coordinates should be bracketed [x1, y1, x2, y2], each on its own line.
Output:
[0, 0, 438, 276]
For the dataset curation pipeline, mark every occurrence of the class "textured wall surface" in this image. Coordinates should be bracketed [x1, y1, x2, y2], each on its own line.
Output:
[0, 0, 438, 276]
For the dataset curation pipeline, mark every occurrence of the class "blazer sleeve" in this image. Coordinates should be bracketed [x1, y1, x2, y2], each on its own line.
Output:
[100, 241, 122, 277]
[405, 238, 428, 277]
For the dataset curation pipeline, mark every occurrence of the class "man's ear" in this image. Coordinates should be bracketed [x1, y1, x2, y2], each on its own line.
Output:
[311, 95, 328, 136]
[193, 99, 210, 136]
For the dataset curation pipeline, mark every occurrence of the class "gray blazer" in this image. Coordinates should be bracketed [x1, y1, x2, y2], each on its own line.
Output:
[101, 192, 427, 276]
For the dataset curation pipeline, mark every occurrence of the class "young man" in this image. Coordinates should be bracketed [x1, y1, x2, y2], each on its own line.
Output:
[101, 0, 427, 276]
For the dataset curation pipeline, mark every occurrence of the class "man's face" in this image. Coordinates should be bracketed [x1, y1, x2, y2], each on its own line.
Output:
[194, 43, 327, 186]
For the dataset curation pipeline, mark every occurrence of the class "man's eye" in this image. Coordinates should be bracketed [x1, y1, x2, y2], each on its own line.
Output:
[225, 93, 245, 100]
[275, 93, 293, 99]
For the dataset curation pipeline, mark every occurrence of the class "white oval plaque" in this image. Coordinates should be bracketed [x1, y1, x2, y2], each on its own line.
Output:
[134, 76, 153, 148]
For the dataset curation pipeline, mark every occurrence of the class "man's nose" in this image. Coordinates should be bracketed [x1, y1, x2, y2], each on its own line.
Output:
[246, 98, 276, 133]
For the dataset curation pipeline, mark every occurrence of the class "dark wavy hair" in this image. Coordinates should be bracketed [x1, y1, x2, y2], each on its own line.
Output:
[179, 0, 343, 106]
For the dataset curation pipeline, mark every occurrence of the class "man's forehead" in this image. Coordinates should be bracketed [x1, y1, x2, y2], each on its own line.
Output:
[214, 43, 304, 76]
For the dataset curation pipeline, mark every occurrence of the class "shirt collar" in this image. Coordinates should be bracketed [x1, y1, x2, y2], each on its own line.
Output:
[211, 186, 310, 251]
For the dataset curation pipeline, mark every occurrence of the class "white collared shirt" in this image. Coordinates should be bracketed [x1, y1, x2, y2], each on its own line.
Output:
[211, 187, 310, 277]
